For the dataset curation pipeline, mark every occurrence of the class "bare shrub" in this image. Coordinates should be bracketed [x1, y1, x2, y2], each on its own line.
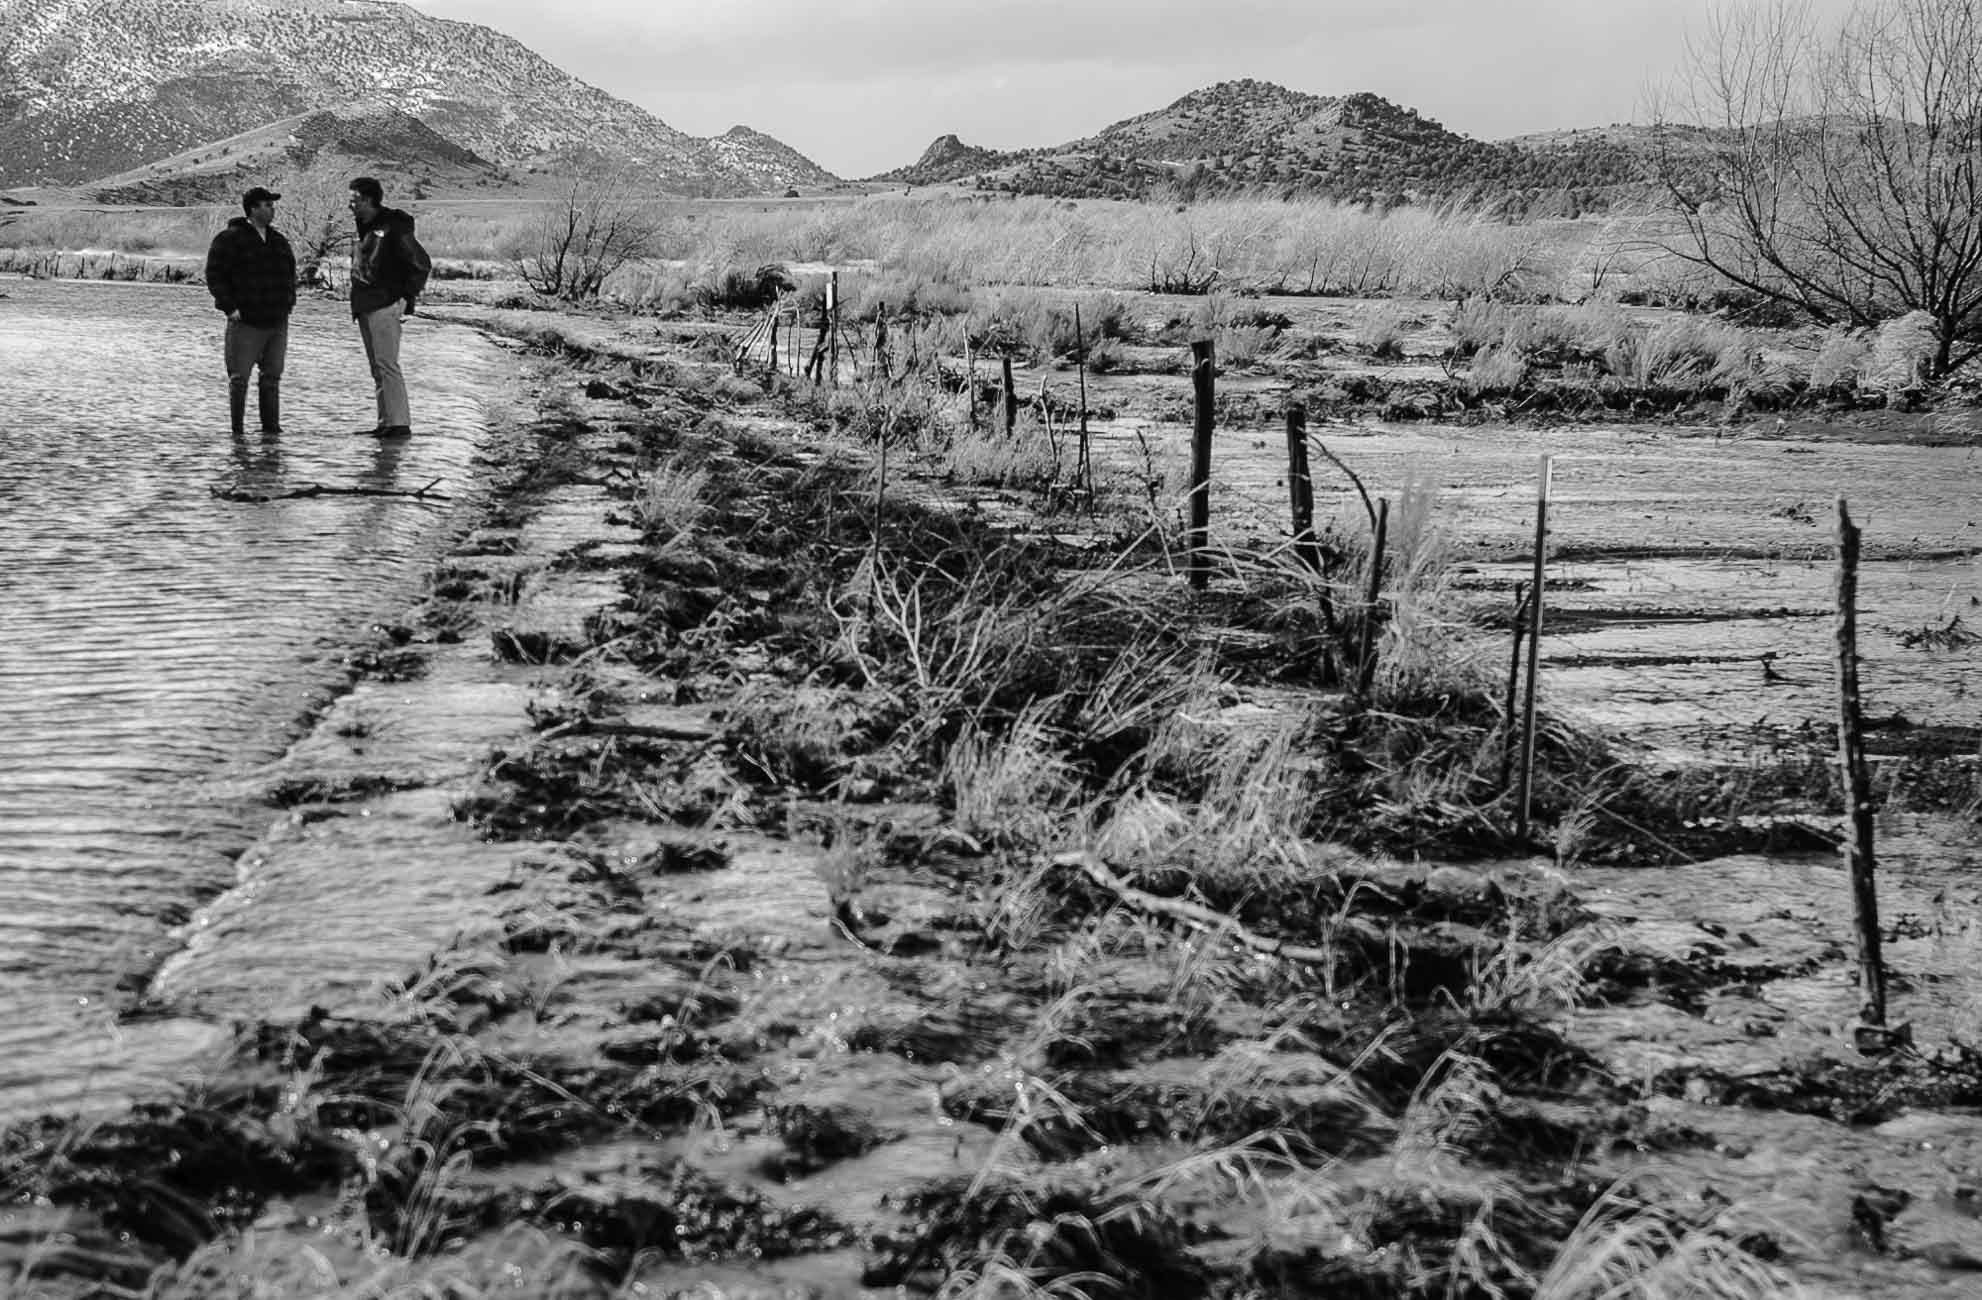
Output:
[941, 419, 1060, 487]
[1651, 0, 1982, 376]
[1214, 323, 1284, 368]
[1467, 346, 1528, 393]
[693, 263, 793, 313]
[850, 270, 973, 321]
[514, 169, 665, 301]
[1355, 304, 1407, 359]
[269, 160, 359, 286]
[1500, 307, 1581, 360]
[966, 288, 1088, 362]
[1809, 328, 1872, 390]
[1398, 206, 1555, 299]
[1605, 317, 1754, 389]
[1450, 298, 1511, 357]
[1555, 301, 1635, 361]
[1864, 309, 1940, 391]
[1085, 337, 1127, 373]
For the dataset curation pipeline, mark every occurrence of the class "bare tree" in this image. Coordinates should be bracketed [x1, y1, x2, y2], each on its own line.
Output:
[517, 169, 665, 301]
[273, 160, 359, 289]
[1650, 0, 1982, 377]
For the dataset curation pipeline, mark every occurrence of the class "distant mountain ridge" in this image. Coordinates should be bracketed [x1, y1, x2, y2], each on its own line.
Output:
[0, 0, 839, 195]
[881, 78, 1655, 216]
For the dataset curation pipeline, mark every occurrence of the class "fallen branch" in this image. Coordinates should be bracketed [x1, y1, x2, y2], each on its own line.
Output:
[212, 477, 448, 503]
[1053, 851, 1378, 965]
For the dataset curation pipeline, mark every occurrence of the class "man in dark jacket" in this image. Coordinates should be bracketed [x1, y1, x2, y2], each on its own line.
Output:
[347, 176, 432, 439]
[205, 185, 297, 436]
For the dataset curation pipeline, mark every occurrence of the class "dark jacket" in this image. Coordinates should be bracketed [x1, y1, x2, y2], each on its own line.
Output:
[349, 206, 432, 318]
[204, 218, 297, 327]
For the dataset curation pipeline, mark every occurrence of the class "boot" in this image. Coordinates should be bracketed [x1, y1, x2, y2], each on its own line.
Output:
[228, 382, 248, 436]
[258, 385, 282, 435]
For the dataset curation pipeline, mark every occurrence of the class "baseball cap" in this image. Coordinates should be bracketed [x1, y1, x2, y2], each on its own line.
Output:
[242, 186, 282, 212]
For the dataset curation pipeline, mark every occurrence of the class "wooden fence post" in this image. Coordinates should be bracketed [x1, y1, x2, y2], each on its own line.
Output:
[1835, 498, 1900, 1049]
[873, 308, 889, 389]
[1284, 403, 1321, 574]
[1514, 455, 1552, 842]
[965, 340, 979, 431]
[827, 270, 839, 387]
[1188, 339, 1216, 590]
[1075, 302, 1093, 499]
[1002, 356, 1018, 434]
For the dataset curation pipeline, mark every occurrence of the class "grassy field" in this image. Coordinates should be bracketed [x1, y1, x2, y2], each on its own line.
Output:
[3, 192, 1980, 1297]
[0, 191, 1692, 297]
[5, 190, 1951, 414]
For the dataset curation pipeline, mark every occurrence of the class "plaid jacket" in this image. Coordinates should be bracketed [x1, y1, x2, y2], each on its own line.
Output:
[205, 219, 297, 327]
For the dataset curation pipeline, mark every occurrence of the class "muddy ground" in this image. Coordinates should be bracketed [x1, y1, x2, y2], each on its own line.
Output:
[5, 299, 1982, 1299]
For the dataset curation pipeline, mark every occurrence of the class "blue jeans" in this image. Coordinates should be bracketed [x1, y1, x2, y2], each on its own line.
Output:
[356, 304, 411, 428]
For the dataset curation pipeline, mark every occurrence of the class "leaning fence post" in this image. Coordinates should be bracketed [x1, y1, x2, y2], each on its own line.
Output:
[1188, 339, 1216, 590]
[1514, 455, 1552, 842]
[1835, 498, 1900, 1050]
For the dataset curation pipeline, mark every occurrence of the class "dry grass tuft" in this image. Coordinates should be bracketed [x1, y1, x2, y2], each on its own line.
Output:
[629, 454, 711, 539]
[1535, 1182, 1803, 1300]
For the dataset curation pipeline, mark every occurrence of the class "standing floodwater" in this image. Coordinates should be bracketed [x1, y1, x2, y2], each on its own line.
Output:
[0, 277, 514, 1118]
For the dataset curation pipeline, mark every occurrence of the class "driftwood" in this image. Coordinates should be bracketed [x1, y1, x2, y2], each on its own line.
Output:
[1054, 851, 1379, 966]
[212, 477, 448, 503]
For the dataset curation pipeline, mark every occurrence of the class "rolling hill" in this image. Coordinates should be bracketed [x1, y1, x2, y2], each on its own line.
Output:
[0, 0, 839, 198]
[881, 79, 1659, 215]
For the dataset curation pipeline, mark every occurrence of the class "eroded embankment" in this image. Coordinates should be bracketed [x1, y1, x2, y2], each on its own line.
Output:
[7, 325, 1982, 1300]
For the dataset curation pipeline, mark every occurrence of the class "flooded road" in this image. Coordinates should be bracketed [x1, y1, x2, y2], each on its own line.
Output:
[0, 276, 517, 1118]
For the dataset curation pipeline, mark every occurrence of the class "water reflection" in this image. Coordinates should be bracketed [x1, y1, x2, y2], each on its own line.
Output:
[0, 277, 513, 1121]
[360, 432, 409, 490]
[228, 429, 286, 485]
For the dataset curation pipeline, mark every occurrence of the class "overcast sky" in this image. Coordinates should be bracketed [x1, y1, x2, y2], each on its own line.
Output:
[407, 0, 1850, 178]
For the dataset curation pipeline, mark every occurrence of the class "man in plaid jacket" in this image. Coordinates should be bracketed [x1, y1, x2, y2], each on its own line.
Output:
[204, 186, 298, 437]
